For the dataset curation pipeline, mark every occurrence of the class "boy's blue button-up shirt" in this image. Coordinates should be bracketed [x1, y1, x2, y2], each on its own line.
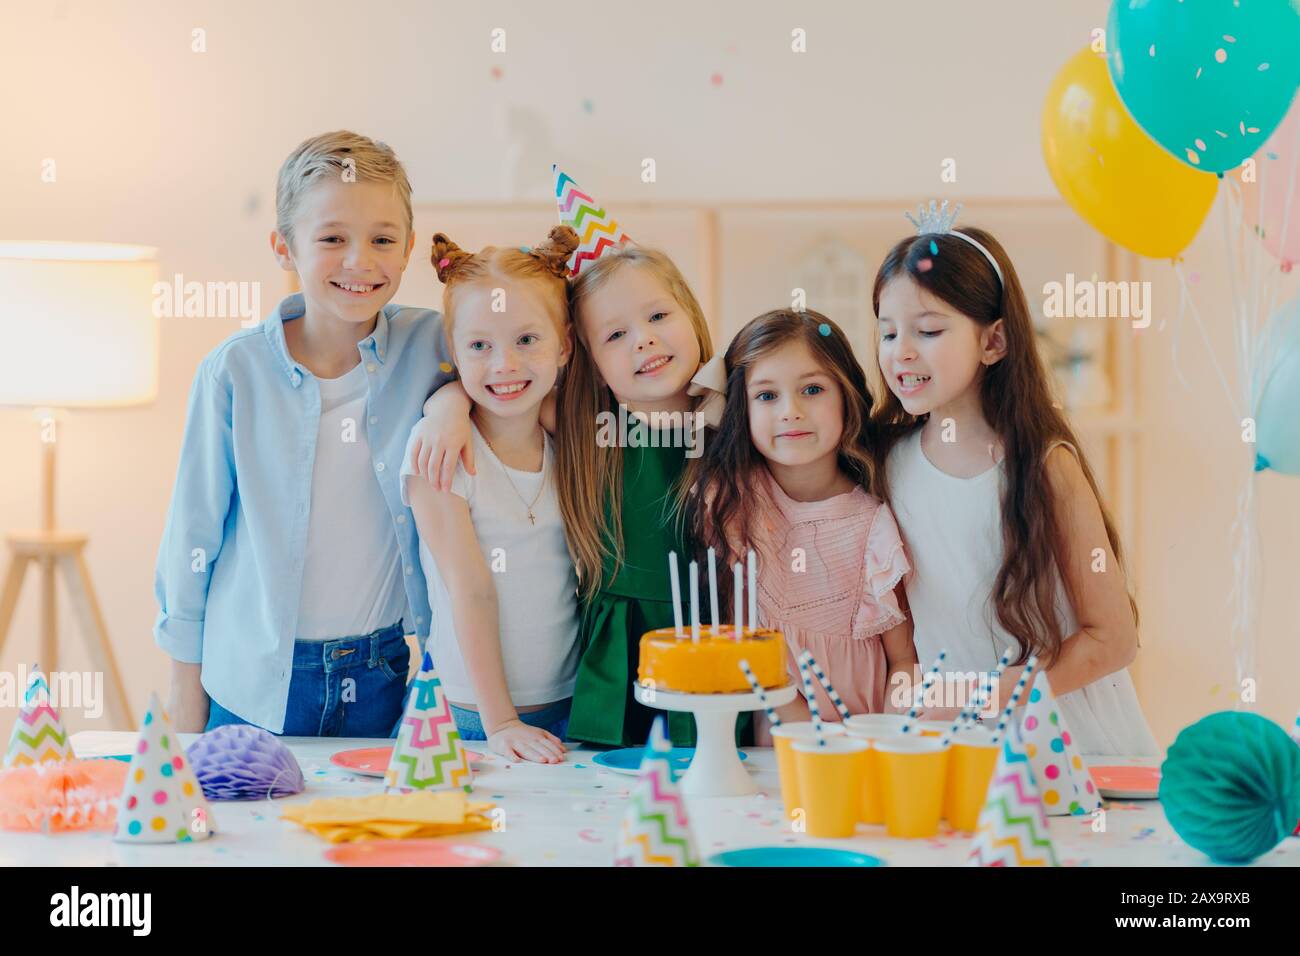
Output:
[153, 293, 453, 732]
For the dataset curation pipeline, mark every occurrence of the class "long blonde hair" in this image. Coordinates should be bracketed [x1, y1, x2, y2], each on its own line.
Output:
[556, 245, 714, 597]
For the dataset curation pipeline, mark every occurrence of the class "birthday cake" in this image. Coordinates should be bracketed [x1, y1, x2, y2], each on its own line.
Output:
[637, 627, 787, 694]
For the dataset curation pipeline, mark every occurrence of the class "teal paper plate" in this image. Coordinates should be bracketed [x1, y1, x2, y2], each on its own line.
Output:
[591, 747, 747, 776]
[708, 847, 885, 867]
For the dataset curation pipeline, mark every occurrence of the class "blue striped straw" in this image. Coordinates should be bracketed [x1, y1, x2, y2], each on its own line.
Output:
[798, 650, 851, 721]
[941, 647, 1016, 746]
[990, 655, 1040, 745]
[738, 659, 780, 728]
[797, 656, 825, 747]
[901, 649, 948, 733]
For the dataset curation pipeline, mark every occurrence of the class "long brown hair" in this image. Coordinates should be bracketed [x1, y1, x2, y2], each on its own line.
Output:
[870, 226, 1136, 665]
[555, 244, 714, 597]
[689, 309, 877, 612]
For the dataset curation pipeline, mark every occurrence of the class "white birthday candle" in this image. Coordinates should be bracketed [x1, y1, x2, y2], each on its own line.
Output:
[707, 547, 720, 629]
[733, 562, 744, 640]
[668, 552, 683, 639]
[747, 550, 757, 634]
[689, 560, 700, 643]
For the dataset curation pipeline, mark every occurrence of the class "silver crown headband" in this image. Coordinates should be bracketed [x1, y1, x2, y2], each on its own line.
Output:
[904, 200, 1004, 288]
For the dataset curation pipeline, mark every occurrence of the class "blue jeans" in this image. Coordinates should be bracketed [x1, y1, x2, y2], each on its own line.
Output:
[205, 621, 411, 737]
[450, 698, 571, 742]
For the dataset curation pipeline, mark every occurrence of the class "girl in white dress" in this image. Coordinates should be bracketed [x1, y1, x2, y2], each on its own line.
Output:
[871, 203, 1158, 756]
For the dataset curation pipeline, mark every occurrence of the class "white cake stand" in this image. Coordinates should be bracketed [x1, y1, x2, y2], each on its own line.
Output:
[632, 681, 797, 797]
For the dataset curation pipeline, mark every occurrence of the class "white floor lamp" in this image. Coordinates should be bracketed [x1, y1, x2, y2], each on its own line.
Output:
[0, 241, 160, 728]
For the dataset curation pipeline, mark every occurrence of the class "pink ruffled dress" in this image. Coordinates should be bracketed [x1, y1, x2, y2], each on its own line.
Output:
[751, 471, 911, 718]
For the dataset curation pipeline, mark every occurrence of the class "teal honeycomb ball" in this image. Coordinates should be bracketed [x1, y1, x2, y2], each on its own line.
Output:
[1159, 711, 1300, 864]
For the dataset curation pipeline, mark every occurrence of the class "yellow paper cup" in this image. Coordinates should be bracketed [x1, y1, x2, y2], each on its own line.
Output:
[873, 734, 949, 838]
[792, 736, 868, 838]
[843, 714, 909, 825]
[771, 722, 845, 819]
[943, 725, 999, 832]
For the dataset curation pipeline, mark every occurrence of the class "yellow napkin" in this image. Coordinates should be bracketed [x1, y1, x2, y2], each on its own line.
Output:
[282, 791, 495, 843]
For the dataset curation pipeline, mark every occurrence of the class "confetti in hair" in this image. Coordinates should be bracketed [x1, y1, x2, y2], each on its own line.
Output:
[917, 258, 933, 272]
[818, 323, 832, 336]
[929, 240, 939, 255]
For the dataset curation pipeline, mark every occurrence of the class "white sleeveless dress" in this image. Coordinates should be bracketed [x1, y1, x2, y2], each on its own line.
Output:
[885, 430, 1159, 756]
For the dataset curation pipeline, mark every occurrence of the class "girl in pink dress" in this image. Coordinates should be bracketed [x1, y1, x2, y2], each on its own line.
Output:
[689, 309, 918, 726]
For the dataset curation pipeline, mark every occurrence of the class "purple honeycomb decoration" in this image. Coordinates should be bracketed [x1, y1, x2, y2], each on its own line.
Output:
[185, 725, 305, 801]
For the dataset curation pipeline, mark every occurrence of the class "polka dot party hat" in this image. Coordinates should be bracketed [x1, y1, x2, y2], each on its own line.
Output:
[1017, 672, 1102, 817]
[113, 693, 214, 844]
[553, 164, 631, 276]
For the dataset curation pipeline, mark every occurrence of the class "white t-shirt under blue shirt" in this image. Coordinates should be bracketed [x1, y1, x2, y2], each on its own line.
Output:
[296, 361, 409, 640]
[399, 421, 579, 706]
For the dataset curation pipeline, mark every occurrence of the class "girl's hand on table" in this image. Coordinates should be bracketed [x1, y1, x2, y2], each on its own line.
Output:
[488, 721, 566, 764]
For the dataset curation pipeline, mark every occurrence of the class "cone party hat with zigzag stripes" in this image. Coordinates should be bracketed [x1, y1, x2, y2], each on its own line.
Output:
[384, 651, 472, 793]
[614, 716, 699, 866]
[968, 722, 1059, 867]
[553, 164, 632, 276]
[4, 666, 74, 768]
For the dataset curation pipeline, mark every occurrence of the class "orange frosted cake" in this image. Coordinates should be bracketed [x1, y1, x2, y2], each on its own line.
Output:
[637, 626, 787, 694]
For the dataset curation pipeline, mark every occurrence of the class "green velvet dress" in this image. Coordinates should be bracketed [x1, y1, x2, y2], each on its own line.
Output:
[565, 440, 751, 749]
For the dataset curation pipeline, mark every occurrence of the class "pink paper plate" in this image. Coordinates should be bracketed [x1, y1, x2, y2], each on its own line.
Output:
[326, 840, 502, 867]
[330, 745, 480, 777]
[1089, 765, 1160, 798]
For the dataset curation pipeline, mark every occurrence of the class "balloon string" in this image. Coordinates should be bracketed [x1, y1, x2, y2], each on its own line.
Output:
[1170, 262, 1193, 393]
[1172, 261, 1240, 418]
[1274, 111, 1300, 269]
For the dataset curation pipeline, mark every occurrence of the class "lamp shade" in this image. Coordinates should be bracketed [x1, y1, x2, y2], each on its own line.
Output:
[0, 241, 159, 408]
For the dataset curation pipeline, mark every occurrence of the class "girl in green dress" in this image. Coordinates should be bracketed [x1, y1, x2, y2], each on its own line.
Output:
[556, 244, 735, 748]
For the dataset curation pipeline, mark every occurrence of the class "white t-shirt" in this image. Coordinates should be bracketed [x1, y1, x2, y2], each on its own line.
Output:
[295, 361, 408, 641]
[885, 430, 1159, 756]
[399, 421, 579, 706]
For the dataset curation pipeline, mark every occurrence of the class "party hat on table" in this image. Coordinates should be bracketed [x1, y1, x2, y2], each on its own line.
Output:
[614, 716, 699, 867]
[553, 164, 631, 276]
[4, 666, 74, 768]
[385, 651, 472, 793]
[968, 724, 1059, 867]
[113, 693, 213, 844]
[1018, 672, 1101, 817]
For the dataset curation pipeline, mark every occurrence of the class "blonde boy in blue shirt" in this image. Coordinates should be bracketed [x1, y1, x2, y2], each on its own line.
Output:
[155, 130, 454, 735]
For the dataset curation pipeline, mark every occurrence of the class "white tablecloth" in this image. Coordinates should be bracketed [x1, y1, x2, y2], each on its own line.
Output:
[1, 731, 1295, 867]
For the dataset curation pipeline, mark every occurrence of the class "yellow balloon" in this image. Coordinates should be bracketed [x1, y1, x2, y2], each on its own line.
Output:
[1042, 48, 1218, 259]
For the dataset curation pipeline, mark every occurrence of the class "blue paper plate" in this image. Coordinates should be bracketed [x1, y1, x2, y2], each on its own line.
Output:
[591, 747, 748, 776]
[708, 847, 885, 867]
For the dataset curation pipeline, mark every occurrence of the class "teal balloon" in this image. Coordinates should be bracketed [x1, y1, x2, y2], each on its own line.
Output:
[1255, 296, 1300, 475]
[1159, 711, 1300, 864]
[1107, 0, 1300, 173]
